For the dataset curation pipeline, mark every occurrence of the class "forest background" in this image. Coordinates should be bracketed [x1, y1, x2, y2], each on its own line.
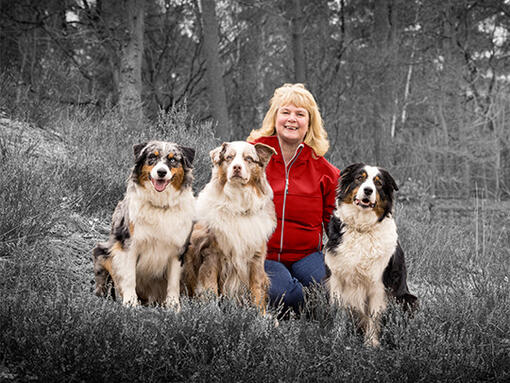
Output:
[0, 0, 509, 381]
[2, 0, 510, 196]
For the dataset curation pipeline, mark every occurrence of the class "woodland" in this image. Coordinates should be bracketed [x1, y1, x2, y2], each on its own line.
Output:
[1, 0, 510, 198]
[1, 2, 510, 381]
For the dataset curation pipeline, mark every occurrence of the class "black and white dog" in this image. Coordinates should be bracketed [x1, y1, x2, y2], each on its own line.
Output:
[325, 163, 417, 346]
[92, 141, 195, 310]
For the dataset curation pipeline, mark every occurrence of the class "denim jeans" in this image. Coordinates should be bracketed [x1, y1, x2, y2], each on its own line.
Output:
[264, 251, 326, 312]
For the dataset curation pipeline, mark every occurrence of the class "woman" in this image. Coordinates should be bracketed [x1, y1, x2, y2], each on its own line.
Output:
[248, 83, 339, 312]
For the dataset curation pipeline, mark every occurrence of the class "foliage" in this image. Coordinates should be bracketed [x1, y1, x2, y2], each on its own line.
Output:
[0, 105, 509, 382]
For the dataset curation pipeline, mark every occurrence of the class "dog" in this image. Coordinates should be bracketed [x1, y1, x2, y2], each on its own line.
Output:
[182, 141, 277, 313]
[92, 141, 195, 310]
[325, 163, 417, 346]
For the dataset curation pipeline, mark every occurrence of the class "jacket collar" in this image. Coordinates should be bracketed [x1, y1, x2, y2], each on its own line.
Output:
[253, 135, 313, 164]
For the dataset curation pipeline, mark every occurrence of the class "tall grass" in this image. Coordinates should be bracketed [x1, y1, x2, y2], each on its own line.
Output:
[0, 103, 509, 382]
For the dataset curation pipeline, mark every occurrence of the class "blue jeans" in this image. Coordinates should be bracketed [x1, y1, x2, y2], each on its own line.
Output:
[264, 251, 326, 312]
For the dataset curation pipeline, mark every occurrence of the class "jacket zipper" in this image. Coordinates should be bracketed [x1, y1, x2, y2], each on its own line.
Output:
[278, 144, 304, 262]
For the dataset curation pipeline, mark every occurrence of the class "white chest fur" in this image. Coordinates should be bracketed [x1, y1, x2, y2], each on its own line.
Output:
[326, 216, 398, 285]
[129, 188, 195, 278]
[196, 182, 275, 295]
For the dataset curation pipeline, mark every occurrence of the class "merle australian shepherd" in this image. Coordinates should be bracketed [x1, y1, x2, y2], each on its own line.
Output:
[182, 141, 277, 313]
[92, 141, 195, 310]
[325, 163, 418, 346]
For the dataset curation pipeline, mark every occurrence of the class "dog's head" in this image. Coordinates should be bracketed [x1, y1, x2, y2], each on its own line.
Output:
[132, 141, 195, 192]
[337, 163, 398, 221]
[209, 141, 276, 188]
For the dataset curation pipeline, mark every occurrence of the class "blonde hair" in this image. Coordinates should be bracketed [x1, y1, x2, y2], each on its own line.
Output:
[247, 83, 330, 157]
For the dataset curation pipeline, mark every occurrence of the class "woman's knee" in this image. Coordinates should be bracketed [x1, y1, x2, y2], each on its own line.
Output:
[291, 251, 326, 287]
[265, 260, 304, 308]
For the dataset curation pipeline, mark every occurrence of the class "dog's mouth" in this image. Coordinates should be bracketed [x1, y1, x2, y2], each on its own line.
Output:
[354, 198, 376, 209]
[229, 174, 248, 183]
[150, 176, 171, 192]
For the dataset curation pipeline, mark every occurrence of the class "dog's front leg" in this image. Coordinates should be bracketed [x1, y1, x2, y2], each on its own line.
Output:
[165, 255, 182, 311]
[112, 247, 139, 307]
[365, 283, 386, 347]
[249, 249, 269, 315]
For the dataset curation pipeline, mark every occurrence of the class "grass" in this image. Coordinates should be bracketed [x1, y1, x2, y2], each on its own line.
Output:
[0, 104, 509, 382]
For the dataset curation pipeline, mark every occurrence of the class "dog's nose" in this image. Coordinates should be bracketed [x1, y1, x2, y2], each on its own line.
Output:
[233, 164, 241, 173]
[157, 169, 167, 178]
[364, 187, 373, 196]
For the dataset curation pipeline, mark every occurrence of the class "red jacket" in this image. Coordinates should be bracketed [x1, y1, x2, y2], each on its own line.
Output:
[251, 136, 340, 265]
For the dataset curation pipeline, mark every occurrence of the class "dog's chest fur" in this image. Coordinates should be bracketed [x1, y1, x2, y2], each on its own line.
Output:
[129, 185, 195, 278]
[326, 210, 398, 285]
[197, 183, 275, 295]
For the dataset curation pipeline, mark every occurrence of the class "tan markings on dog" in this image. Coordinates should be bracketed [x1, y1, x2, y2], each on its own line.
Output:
[374, 191, 386, 219]
[101, 255, 113, 275]
[182, 222, 220, 296]
[249, 244, 269, 314]
[216, 163, 228, 186]
[139, 164, 153, 184]
[170, 167, 184, 190]
[343, 186, 359, 204]
[112, 241, 124, 252]
[168, 153, 174, 159]
[129, 222, 135, 236]
[154, 150, 159, 156]
[247, 165, 263, 197]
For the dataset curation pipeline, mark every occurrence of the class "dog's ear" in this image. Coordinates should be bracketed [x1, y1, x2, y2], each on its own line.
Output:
[380, 168, 399, 192]
[179, 146, 195, 169]
[209, 142, 228, 165]
[133, 142, 148, 161]
[254, 143, 277, 167]
[340, 163, 364, 180]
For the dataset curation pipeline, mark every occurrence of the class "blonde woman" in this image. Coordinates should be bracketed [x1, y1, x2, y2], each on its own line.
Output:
[249, 83, 415, 314]
[248, 83, 339, 312]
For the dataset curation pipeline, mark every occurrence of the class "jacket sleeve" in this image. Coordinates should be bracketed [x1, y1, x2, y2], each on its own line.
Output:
[322, 169, 340, 228]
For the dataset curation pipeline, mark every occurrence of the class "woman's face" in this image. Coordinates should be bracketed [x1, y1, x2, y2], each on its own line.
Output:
[275, 104, 309, 147]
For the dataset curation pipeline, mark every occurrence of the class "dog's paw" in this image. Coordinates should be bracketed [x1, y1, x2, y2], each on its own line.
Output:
[165, 297, 181, 312]
[364, 335, 381, 348]
[123, 293, 139, 307]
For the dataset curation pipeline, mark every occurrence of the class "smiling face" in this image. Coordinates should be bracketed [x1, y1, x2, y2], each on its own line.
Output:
[209, 141, 276, 188]
[337, 163, 399, 221]
[132, 141, 195, 192]
[274, 104, 309, 147]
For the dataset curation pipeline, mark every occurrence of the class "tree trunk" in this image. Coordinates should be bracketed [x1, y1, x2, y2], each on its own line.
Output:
[118, 0, 145, 126]
[200, 0, 230, 139]
[371, 0, 395, 166]
[289, 0, 306, 83]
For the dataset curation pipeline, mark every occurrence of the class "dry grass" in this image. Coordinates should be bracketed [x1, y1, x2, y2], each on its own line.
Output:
[0, 105, 509, 382]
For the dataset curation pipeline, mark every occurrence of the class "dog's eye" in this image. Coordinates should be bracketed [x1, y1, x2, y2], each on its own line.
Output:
[245, 156, 253, 163]
[374, 178, 382, 187]
[225, 155, 234, 161]
[148, 153, 157, 163]
[356, 175, 364, 182]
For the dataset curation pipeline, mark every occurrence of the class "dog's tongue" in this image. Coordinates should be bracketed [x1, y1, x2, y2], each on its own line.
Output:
[151, 178, 169, 192]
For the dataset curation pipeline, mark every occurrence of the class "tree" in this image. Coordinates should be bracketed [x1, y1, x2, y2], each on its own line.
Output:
[289, 0, 306, 83]
[200, 0, 230, 139]
[118, 0, 145, 125]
